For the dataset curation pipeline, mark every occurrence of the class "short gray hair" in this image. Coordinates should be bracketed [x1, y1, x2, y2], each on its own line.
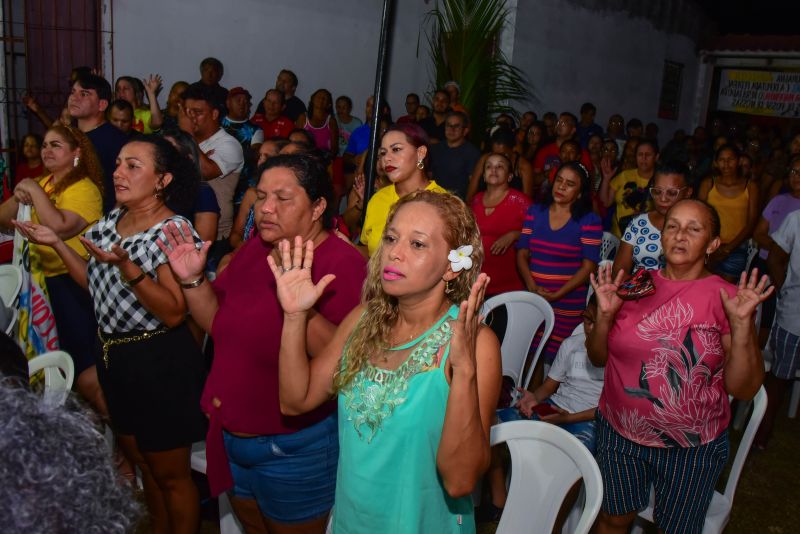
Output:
[0, 377, 141, 532]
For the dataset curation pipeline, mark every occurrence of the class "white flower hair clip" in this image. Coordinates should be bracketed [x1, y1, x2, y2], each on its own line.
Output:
[448, 245, 473, 272]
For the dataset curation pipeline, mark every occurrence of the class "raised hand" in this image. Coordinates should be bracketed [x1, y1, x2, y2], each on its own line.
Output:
[156, 221, 209, 282]
[267, 236, 336, 315]
[449, 273, 489, 372]
[22, 95, 40, 112]
[590, 263, 625, 317]
[720, 268, 774, 325]
[12, 220, 60, 246]
[143, 74, 163, 96]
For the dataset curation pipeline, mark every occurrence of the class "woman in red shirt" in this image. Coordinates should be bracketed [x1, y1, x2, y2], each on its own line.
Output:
[470, 153, 531, 296]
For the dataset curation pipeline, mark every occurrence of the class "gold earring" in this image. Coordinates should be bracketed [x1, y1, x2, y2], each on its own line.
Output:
[444, 279, 453, 294]
[417, 159, 424, 170]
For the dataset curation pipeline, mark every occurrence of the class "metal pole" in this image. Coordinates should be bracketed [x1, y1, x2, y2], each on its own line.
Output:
[362, 0, 394, 212]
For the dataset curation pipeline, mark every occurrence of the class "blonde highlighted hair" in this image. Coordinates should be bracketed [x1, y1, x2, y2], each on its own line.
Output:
[333, 190, 483, 391]
[46, 124, 104, 197]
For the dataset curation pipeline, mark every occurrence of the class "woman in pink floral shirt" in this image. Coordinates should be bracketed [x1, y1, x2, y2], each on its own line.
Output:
[587, 199, 772, 534]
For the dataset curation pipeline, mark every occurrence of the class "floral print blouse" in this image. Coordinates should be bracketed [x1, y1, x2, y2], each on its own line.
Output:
[599, 270, 736, 448]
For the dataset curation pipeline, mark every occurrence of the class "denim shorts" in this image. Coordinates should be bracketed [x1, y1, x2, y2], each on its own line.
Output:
[715, 242, 749, 278]
[223, 413, 338, 524]
[497, 401, 597, 454]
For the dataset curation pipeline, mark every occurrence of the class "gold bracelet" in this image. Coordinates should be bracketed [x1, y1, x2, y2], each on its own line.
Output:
[122, 272, 146, 287]
[180, 275, 205, 289]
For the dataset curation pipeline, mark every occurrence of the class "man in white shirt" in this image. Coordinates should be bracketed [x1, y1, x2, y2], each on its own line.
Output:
[182, 84, 243, 242]
[755, 208, 800, 448]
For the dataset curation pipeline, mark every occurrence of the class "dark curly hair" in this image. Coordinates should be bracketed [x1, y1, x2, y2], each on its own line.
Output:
[259, 153, 334, 228]
[129, 135, 199, 215]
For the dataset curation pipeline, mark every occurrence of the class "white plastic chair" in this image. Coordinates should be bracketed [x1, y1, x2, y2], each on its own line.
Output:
[0, 263, 22, 307]
[600, 232, 620, 263]
[190, 441, 243, 534]
[491, 420, 603, 534]
[481, 291, 554, 392]
[27, 350, 74, 407]
[632, 386, 767, 534]
[4, 307, 18, 337]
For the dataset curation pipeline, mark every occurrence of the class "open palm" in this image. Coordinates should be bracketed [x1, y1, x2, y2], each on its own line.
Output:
[721, 269, 774, 324]
[267, 236, 336, 315]
[156, 221, 209, 281]
[590, 263, 625, 317]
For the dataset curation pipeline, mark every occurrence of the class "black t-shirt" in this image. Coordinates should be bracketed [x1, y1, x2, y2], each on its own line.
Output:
[428, 141, 481, 199]
[86, 121, 129, 213]
[283, 95, 306, 122]
[419, 116, 446, 143]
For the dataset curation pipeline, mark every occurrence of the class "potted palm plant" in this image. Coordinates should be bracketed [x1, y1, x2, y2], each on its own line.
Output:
[424, 0, 531, 144]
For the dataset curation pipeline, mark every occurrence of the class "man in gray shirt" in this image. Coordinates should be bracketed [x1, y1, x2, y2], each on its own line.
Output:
[427, 111, 480, 199]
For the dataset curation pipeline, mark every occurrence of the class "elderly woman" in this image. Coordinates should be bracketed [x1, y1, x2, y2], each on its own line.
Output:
[588, 199, 771, 534]
[15, 136, 207, 534]
[269, 190, 501, 533]
[612, 161, 693, 275]
[159, 154, 366, 532]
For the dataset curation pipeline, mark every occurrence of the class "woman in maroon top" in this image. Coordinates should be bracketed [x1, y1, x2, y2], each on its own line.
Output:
[14, 133, 44, 186]
[160, 154, 366, 532]
[471, 153, 531, 296]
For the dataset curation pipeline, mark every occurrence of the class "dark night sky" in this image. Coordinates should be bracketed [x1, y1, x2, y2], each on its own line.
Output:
[696, 0, 798, 35]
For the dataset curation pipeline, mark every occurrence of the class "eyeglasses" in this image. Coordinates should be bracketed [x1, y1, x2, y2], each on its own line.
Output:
[649, 187, 687, 199]
[602, 147, 617, 153]
[789, 168, 800, 177]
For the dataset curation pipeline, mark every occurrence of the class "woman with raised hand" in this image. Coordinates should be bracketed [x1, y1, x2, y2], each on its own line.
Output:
[159, 153, 365, 533]
[270, 190, 501, 533]
[0, 125, 104, 411]
[589, 198, 771, 534]
[15, 135, 206, 534]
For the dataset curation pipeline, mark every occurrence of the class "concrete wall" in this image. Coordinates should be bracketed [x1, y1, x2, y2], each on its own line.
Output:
[109, 0, 701, 139]
[109, 0, 433, 120]
[511, 0, 700, 140]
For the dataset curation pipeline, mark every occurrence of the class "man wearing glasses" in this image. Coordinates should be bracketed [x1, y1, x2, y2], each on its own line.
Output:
[427, 111, 480, 199]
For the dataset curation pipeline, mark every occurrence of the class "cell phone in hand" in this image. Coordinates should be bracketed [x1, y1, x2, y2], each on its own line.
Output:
[530, 403, 559, 417]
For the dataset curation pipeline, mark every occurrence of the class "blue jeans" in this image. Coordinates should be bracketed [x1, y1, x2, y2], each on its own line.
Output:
[223, 413, 338, 523]
[497, 401, 597, 454]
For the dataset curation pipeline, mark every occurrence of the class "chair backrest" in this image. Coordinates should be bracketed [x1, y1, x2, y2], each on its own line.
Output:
[491, 420, 603, 534]
[28, 350, 75, 407]
[745, 239, 759, 273]
[482, 291, 554, 391]
[723, 386, 766, 502]
[600, 232, 620, 262]
[4, 307, 18, 337]
[0, 264, 22, 307]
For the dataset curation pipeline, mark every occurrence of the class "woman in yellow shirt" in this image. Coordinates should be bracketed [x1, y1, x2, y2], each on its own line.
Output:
[359, 123, 446, 256]
[0, 124, 105, 412]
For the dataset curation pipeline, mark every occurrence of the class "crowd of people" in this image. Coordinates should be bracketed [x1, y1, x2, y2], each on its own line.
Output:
[0, 56, 798, 533]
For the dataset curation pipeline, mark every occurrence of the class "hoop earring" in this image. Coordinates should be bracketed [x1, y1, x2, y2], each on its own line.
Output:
[417, 159, 425, 170]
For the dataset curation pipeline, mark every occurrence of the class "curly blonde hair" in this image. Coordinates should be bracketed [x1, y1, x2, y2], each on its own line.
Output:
[46, 124, 104, 197]
[333, 190, 483, 391]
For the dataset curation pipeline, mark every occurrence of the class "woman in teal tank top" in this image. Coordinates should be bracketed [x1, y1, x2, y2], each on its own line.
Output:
[268, 189, 502, 533]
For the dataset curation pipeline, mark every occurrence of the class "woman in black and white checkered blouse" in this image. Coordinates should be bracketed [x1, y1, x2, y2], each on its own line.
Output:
[15, 135, 207, 534]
